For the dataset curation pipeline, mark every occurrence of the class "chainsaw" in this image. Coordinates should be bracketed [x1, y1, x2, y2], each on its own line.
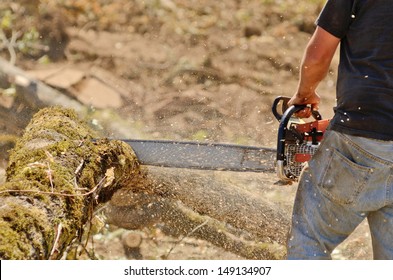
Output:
[120, 96, 329, 181]
[271, 96, 329, 180]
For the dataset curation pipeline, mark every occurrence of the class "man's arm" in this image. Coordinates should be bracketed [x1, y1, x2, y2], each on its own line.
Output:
[289, 26, 340, 116]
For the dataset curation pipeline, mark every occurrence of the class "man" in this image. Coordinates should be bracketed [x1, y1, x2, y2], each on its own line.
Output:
[287, 0, 393, 259]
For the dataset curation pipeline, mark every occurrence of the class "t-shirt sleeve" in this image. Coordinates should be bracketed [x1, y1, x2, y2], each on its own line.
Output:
[316, 0, 355, 39]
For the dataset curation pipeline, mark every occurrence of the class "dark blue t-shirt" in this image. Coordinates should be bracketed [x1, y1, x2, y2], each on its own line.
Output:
[317, 0, 393, 140]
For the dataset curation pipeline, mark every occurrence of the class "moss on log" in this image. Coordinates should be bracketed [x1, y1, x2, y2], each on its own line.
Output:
[0, 107, 139, 259]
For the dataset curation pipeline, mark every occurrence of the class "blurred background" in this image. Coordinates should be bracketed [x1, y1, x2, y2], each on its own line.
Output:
[1, 1, 363, 260]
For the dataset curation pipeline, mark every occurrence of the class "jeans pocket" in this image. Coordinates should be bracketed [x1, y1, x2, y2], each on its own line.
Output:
[315, 148, 373, 205]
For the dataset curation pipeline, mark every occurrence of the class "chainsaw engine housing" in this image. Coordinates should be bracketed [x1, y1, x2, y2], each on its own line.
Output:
[281, 119, 329, 179]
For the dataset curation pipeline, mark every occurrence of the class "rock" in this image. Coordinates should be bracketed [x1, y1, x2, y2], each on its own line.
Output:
[72, 77, 123, 109]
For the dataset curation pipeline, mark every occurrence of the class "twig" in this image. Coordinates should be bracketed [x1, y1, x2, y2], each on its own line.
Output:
[0, 29, 20, 65]
[0, 175, 107, 197]
[164, 219, 209, 259]
[0, 28, 48, 65]
[49, 223, 63, 258]
[8, 30, 19, 65]
[74, 159, 84, 175]
[46, 162, 54, 192]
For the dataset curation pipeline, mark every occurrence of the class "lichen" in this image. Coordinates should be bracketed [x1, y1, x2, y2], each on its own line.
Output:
[0, 106, 140, 259]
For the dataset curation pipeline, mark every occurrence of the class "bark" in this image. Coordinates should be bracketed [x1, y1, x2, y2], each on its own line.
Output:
[0, 107, 140, 259]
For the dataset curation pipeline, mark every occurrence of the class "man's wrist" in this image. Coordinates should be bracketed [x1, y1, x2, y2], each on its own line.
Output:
[294, 91, 315, 102]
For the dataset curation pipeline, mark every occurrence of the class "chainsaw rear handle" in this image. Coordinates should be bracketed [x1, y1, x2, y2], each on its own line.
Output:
[272, 96, 290, 121]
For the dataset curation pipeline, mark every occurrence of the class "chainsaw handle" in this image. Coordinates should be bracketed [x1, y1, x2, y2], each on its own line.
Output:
[272, 96, 290, 121]
[272, 96, 322, 121]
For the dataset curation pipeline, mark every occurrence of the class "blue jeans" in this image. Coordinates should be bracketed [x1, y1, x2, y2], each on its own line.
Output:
[287, 130, 393, 259]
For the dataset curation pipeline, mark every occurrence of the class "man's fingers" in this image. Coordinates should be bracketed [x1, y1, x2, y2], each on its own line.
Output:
[296, 107, 312, 118]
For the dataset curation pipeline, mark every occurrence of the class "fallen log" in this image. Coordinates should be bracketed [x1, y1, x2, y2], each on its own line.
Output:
[0, 57, 85, 113]
[0, 107, 139, 259]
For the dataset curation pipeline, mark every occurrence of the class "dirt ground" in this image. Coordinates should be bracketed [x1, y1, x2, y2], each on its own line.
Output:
[0, 0, 372, 259]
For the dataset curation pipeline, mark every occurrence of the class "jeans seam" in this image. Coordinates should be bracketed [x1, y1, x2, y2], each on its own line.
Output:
[387, 174, 393, 206]
[340, 133, 393, 166]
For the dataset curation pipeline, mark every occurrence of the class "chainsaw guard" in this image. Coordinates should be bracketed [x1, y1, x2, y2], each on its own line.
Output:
[276, 160, 291, 181]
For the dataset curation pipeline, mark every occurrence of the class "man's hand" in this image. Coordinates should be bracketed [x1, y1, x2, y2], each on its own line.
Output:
[288, 92, 320, 118]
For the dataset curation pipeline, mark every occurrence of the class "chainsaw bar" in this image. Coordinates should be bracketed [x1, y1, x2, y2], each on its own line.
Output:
[123, 139, 276, 172]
